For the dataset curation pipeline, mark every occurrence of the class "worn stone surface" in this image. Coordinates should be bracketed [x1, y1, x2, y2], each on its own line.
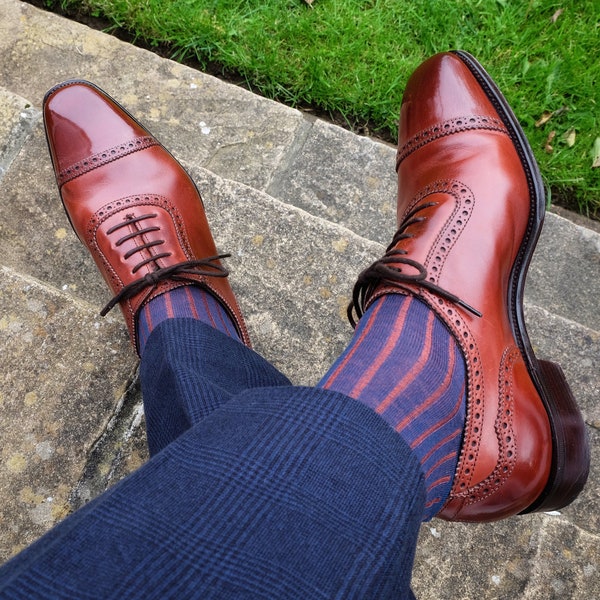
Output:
[69, 376, 146, 511]
[527, 214, 600, 332]
[0, 121, 120, 309]
[0, 1, 597, 598]
[186, 165, 381, 382]
[413, 514, 600, 600]
[266, 118, 398, 244]
[0, 88, 39, 180]
[0, 266, 136, 561]
[524, 305, 600, 538]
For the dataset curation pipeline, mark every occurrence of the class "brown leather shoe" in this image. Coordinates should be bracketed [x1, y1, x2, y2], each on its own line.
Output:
[43, 80, 251, 354]
[349, 52, 589, 521]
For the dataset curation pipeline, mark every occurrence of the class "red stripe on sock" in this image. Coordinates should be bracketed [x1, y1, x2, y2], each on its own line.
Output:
[426, 475, 452, 494]
[424, 451, 457, 480]
[350, 297, 413, 399]
[143, 302, 154, 331]
[393, 332, 454, 427]
[202, 292, 218, 329]
[420, 427, 463, 467]
[375, 309, 435, 414]
[165, 293, 174, 318]
[408, 380, 465, 449]
[321, 297, 388, 389]
[424, 498, 442, 510]
[215, 297, 233, 335]
[185, 286, 200, 320]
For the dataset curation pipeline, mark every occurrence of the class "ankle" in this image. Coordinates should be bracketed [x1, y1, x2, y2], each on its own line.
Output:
[137, 285, 241, 355]
[319, 294, 466, 519]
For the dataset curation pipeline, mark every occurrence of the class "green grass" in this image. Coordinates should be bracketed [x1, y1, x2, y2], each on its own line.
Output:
[46, 0, 599, 215]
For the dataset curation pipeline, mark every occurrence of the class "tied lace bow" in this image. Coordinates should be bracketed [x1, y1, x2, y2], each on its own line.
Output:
[348, 202, 482, 327]
[99, 211, 230, 316]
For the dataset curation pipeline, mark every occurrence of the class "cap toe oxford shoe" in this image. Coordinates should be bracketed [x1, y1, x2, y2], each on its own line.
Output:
[350, 52, 589, 521]
[43, 80, 250, 353]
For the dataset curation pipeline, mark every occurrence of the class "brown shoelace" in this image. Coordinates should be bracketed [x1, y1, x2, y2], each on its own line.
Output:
[100, 257, 230, 317]
[348, 202, 482, 327]
[99, 212, 230, 316]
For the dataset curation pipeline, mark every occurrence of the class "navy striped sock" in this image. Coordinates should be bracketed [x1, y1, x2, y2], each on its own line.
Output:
[319, 294, 466, 520]
[137, 286, 241, 355]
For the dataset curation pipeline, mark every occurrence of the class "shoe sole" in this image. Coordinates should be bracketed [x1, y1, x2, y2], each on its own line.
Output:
[452, 51, 590, 513]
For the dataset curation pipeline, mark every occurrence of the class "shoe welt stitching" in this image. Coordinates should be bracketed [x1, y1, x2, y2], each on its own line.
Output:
[57, 136, 159, 186]
[396, 115, 508, 170]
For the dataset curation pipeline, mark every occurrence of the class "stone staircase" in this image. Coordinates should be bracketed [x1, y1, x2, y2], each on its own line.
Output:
[0, 1, 598, 597]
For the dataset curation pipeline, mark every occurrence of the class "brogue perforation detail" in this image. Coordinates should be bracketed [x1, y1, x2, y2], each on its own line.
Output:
[431, 293, 485, 494]
[57, 136, 159, 186]
[396, 115, 508, 169]
[406, 180, 475, 286]
[456, 346, 519, 505]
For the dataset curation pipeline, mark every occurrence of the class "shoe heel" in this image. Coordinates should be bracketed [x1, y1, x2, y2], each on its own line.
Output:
[522, 360, 590, 513]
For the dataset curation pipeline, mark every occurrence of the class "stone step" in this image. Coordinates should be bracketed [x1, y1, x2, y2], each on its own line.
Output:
[2, 1, 599, 337]
[1, 2, 598, 598]
[0, 264, 137, 561]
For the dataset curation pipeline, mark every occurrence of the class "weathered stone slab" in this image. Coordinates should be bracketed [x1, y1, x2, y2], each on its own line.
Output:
[266, 117, 398, 244]
[0, 266, 136, 561]
[0, 122, 113, 309]
[524, 305, 600, 537]
[527, 213, 600, 332]
[412, 513, 600, 600]
[187, 165, 382, 383]
[0, 88, 39, 181]
[0, 0, 305, 191]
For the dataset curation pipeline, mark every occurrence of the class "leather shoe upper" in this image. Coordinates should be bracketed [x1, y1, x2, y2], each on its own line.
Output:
[351, 53, 553, 521]
[43, 81, 251, 352]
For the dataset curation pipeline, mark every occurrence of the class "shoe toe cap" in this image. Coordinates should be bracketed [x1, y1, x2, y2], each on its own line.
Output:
[43, 81, 149, 176]
[399, 52, 502, 145]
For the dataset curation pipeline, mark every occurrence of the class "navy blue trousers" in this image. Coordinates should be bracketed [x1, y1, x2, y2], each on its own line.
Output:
[0, 319, 424, 599]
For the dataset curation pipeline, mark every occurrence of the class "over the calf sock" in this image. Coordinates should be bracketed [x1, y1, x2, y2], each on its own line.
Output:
[318, 294, 466, 520]
[137, 285, 241, 355]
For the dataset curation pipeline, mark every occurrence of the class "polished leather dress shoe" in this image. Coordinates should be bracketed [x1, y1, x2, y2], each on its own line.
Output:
[43, 80, 251, 353]
[349, 52, 589, 521]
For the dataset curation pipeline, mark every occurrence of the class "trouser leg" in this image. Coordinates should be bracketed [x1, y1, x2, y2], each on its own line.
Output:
[0, 386, 424, 599]
[140, 318, 291, 454]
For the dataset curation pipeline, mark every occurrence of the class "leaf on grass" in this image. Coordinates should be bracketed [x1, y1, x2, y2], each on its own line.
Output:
[544, 131, 556, 154]
[304, 0, 314, 6]
[592, 138, 600, 168]
[550, 9, 564, 23]
[563, 128, 576, 147]
[536, 111, 553, 127]
[535, 106, 568, 127]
